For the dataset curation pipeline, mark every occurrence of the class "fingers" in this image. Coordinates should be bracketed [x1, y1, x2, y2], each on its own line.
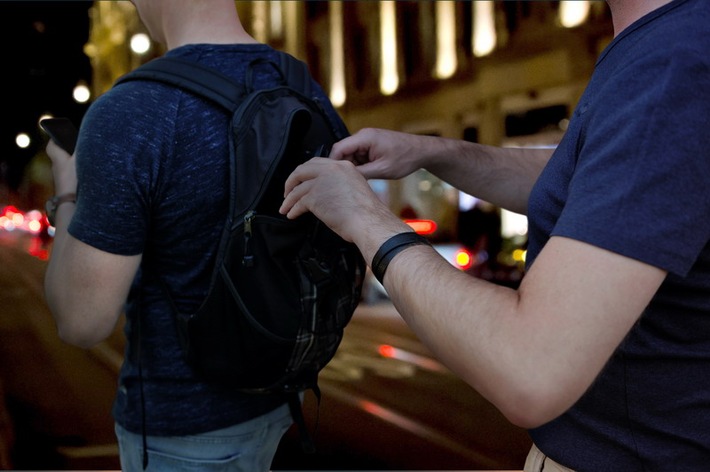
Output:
[46, 140, 78, 195]
[329, 128, 414, 181]
[46, 139, 72, 161]
[280, 157, 330, 219]
[279, 174, 312, 219]
[330, 128, 379, 164]
[280, 158, 361, 223]
[283, 157, 325, 198]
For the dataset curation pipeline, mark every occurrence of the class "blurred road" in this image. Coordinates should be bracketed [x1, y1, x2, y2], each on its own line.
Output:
[0, 232, 121, 470]
[273, 304, 531, 470]
[0, 232, 530, 470]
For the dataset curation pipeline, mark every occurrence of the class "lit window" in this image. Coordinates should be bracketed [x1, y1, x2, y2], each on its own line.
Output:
[559, 1, 590, 28]
[329, 1, 346, 107]
[380, 1, 399, 96]
[435, 1, 457, 79]
[472, 1, 496, 57]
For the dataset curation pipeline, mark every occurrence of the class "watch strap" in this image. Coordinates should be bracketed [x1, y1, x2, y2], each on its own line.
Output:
[46, 192, 76, 226]
[371, 232, 431, 284]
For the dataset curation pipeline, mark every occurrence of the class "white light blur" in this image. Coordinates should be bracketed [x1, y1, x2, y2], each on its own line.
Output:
[329, 1, 346, 107]
[473, 1, 496, 58]
[559, 1, 591, 28]
[501, 209, 528, 238]
[270, 1, 283, 40]
[73, 82, 91, 104]
[380, 1, 399, 96]
[16, 133, 31, 149]
[435, 1, 457, 79]
[251, 1, 268, 43]
[130, 33, 151, 55]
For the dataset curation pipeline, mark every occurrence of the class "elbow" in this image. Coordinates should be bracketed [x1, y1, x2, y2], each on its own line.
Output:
[53, 310, 111, 348]
[495, 382, 576, 430]
[46, 292, 111, 349]
[56, 323, 105, 349]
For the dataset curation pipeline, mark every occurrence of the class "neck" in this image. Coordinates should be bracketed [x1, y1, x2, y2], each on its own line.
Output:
[162, 0, 259, 50]
[606, 0, 675, 36]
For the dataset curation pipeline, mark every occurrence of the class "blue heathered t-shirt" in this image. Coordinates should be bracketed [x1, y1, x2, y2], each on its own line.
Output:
[526, 0, 710, 469]
[69, 44, 341, 436]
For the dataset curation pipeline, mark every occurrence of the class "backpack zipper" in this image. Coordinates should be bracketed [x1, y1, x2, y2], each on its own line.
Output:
[242, 210, 256, 267]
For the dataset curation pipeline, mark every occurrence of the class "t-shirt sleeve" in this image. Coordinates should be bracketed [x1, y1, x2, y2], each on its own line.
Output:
[552, 47, 710, 276]
[68, 85, 173, 256]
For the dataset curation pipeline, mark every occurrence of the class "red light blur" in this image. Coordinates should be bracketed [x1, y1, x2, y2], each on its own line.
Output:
[454, 249, 474, 270]
[28, 237, 49, 261]
[404, 219, 437, 235]
[378, 344, 396, 358]
[3, 205, 20, 216]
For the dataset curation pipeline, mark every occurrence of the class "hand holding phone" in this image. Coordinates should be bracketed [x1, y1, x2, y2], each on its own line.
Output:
[40, 117, 78, 154]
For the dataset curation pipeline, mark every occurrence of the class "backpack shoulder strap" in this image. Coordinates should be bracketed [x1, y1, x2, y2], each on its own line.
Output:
[277, 51, 313, 98]
[275, 51, 349, 140]
[115, 56, 246, 111]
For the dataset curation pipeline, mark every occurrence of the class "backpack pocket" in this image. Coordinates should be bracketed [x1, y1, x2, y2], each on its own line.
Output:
[182, 213, 308, 391]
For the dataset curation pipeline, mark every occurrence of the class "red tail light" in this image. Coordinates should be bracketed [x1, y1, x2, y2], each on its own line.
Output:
[404, 219, 437, 235]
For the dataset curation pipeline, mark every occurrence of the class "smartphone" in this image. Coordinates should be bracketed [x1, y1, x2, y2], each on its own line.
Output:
[40, 117, 78, 154]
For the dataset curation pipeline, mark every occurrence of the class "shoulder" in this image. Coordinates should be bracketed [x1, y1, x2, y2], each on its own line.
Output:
[83, 76, 182, 140]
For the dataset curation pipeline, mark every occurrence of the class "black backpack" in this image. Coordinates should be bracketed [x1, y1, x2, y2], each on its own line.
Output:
[117, 53, 365, 449]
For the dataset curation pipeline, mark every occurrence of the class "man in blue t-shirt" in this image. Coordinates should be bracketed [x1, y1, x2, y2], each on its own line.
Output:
[44, 0, 343, 471]
[280, 0, 710, 470]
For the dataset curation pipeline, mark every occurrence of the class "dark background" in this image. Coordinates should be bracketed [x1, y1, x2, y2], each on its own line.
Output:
[1, 1, 93, 192]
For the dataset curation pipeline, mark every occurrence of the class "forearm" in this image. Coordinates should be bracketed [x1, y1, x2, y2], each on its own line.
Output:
[44, 205, 96, 346]
[45, 204, 77, 315]
[349, 213, 540, 423]
[423, 138, 552, 215]
[370, 236, 664, 429]
[380, 246, 545, 427]
[45, 207, 137, 348]
[334, 129, 551, 214]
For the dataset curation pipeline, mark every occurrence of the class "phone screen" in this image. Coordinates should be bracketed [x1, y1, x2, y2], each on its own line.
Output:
[40, 117, 78, 154]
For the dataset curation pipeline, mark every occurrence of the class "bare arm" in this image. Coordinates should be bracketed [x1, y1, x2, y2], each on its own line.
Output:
[426, 139, 552, 215]
[281, 158, 666, 428]
[44, 140, 141, 348]
[330, 128, 553, 215]
[383, 235, 665, 427]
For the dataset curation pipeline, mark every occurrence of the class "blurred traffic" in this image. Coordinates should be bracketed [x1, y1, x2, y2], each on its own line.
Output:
[0, 204, 53, 260]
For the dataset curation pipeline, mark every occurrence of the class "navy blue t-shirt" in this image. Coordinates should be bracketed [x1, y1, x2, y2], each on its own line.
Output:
[526, 0, 710, 469]
[69, 44, 340, 436]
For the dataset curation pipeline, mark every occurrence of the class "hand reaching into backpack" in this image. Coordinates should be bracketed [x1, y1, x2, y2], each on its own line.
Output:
[328, 127, 440, 181]
[281, 127, 445, 261]
[280, 157, 411, 261]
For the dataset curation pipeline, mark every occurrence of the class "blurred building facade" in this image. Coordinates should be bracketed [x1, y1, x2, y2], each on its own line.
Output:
[85, 1, 613, 267]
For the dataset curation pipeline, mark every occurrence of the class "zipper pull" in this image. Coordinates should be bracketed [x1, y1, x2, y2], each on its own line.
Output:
[242, 211, 256, 267]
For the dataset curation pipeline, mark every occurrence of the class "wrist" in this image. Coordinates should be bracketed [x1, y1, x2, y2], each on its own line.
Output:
[371, 232, 432, 284]
[45, 192, 77, 226]
[354, 209, 412, 264]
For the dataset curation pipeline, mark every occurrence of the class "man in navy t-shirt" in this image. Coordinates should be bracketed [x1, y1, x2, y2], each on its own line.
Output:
[280, 0, 710, 470]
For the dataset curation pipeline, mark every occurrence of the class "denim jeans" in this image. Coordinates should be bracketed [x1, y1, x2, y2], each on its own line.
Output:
[115, 403, 292, 472]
